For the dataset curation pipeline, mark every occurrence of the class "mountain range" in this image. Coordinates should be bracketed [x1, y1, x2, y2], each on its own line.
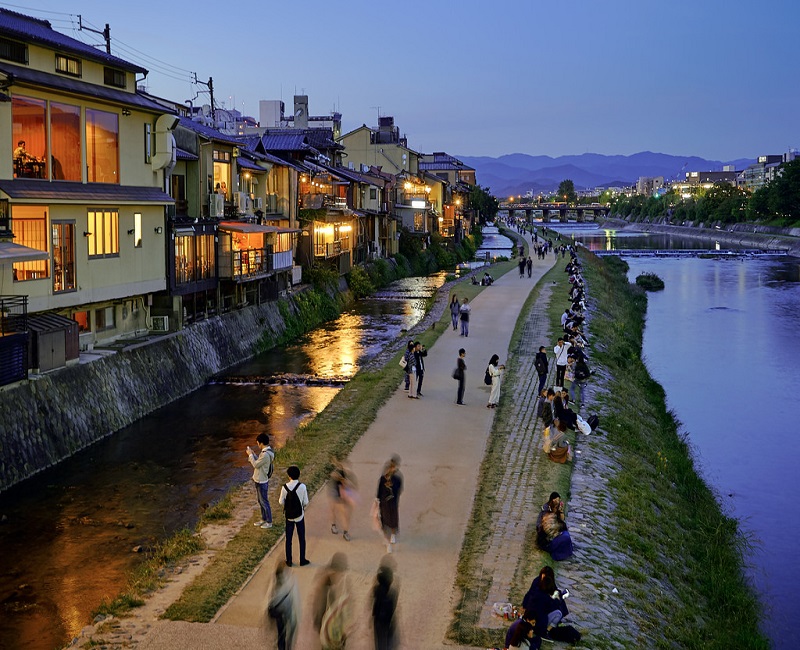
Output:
[456, 152, 755, 197]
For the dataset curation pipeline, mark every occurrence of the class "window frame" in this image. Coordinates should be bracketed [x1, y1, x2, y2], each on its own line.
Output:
[55, 53, 82, 77]
[103, 67, 126, 89]
[0, 36, 28, 64]
[86, 208, 120, 259]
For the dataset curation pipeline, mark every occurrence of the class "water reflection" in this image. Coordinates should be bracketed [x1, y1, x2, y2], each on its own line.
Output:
[0, 273, 445, 650]
[476, 225, 514, 260]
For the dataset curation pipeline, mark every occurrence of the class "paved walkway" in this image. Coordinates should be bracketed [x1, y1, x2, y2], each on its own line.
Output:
[136, 238, 556, 649]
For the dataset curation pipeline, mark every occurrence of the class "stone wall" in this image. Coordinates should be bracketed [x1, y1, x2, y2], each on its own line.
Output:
[0, 284, 347, 492]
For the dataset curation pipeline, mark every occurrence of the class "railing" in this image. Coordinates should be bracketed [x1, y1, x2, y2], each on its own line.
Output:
[220, 247, 293, 279]
[323, 195, 348, 210]
[0, 295, 28, 334]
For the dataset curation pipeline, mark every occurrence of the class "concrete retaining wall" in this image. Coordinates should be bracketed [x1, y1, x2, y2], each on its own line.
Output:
[0, 285, 347, 492]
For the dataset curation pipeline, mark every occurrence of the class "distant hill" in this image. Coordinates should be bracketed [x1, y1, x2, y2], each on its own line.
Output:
[457, 152, 755, 197]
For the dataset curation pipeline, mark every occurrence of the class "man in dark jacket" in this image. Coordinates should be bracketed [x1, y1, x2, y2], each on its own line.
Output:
[414, 342, 427, 397]
[534, 346, 549, 395]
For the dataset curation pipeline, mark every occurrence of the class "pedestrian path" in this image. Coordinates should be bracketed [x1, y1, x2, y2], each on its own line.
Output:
[136, 246, 556, 649]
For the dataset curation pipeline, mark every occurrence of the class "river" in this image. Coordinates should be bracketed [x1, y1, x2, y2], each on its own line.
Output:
[571, 223, 800, 649]
[0, 272, 449, 650]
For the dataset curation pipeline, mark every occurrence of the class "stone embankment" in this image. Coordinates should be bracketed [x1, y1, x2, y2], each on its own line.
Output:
[0, 284, 346, 492]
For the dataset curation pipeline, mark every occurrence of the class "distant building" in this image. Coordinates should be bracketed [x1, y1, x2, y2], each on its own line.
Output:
[635, 176, 665, 196]
[738, 151, 797, 191]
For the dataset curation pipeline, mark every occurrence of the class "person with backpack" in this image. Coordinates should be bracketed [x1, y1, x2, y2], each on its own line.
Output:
[247, 433, 274, 529]
[279, 465, 310, 567]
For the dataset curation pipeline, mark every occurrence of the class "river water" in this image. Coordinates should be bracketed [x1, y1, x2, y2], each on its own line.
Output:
[0, 273, 446, 650]
[571, 224, 800, 649]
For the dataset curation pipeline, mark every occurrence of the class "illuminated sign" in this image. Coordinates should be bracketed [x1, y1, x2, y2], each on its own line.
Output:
[411, 200, 426, 209]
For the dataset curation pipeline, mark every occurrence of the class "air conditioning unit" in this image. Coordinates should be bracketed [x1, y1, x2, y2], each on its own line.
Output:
[234, 191, 248, 208]
[253, 197, 263, 210]
[151, 315, 169, 332]
[209, 194, 224, 217]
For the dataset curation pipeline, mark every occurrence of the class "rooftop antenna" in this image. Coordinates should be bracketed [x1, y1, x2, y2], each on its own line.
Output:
[370, 106, 381, 124]
[78, 15, 111, 55]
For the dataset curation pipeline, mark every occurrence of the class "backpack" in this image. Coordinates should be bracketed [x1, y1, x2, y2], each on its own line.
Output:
[587, 414, 600, 431]
[266, 449, 274, 479]
[548, 623, 581, 643]
[283, 483, 303, 519]
[484, 367, 492, 385]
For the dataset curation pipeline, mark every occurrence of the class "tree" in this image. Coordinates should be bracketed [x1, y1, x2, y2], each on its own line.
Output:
[557, 179, 577, 203]
[469, 185, 499, 223]
[766, 158, 800, 222]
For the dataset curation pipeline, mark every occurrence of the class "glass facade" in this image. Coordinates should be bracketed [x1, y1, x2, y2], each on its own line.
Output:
[86, 109, 119, 184]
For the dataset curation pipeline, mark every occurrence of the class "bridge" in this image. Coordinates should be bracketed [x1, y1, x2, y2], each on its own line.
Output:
[593, 249, 787, 258]
[498, 202, 611, 223]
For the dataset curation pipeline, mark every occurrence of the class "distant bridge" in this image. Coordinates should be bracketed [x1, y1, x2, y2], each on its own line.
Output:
[593, 249, 787, 258]
[498, 203, 611, 223]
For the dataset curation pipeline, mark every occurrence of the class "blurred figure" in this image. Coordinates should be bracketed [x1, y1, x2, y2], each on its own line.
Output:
[329, 458, 358, 542]
[449, 294, 461, 331]
[266, 560, 299, 650]
[376, 455, 403, 553]
[372, 557, 399, 650]
[313, 552, 352, 649]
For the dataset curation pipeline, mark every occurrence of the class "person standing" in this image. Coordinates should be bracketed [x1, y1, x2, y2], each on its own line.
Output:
[449, 295, 461, 331]
[455, 348, 467, 405]
[487, 354, 505, 408]
[553, 337, 571, 388]
[403, 340, 414, 392]
[526, 256, 533, 278]
[414, 341, 427, 397]
[247, 433, 274, 529]
[372, 558, 399, 650]
[459, 298, 471, 337]
[518, 256, 526, 278]
[534, 346, 549, 396]
[572, 356, 591, 404]
[267, 561, 300, 650]
[279, 465, 310, 567]
[376, 456, 403, 553]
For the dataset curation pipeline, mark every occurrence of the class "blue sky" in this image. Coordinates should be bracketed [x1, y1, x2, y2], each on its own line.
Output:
[6, 0, 798, 161]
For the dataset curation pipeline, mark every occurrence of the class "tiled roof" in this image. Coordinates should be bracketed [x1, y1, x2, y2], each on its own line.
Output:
[260, 132, 311, 152]
[175, 147, 198, 161]
[0, 60, 171, 113]
[299, 128, 343, 151]
[0, 9, 146, 73]
[177, 117, 241, 145]
[237, 157, 266, 172]
[0, 179, 174, 203]
[236, 135, 263, 152]
[319, 163, 383, 187]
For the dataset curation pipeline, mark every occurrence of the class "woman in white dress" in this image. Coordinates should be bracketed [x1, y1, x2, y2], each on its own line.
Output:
[487, 354, 505, 408]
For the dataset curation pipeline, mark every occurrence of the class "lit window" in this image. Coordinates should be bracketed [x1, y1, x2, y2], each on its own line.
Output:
[87, 209, 119, 258]
[134, 213, 142, 248]
[86, 109, 119, 183]
[11, 205, 49, 281]
[55, 54, 81, 77]
[50, 102, 81, 181]
[12, 96, 47, 180]
[73, 311, 90, 332]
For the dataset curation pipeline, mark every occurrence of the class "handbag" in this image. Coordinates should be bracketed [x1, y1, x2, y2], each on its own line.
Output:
[484, 367, 492, 385]
[452, 367, 460, 380]
[399, 356, 407, 369]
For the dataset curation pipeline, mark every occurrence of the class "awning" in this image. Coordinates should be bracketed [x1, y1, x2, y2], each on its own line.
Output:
[0, 179, 174, 204]
[0, 241, 49, 263]
[219, 221, 300, 234]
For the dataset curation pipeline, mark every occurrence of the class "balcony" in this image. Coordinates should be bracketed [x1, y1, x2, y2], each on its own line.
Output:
[399, 193, 430, 209]
[301, 193, 349, 211]
[219, 247, 293, 281]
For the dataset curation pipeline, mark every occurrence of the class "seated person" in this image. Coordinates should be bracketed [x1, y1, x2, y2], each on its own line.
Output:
[536, 510, 574, 560]
[14, 140, 29, 162]
[504, 608, 540, 649]
[471, 275, 479, 285]
[553, 393, 577, 430]
[545, 420, 572, 464]
[522, 566, 569, 639]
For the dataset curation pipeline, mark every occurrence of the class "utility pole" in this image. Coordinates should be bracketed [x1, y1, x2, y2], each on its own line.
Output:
[78, 15, 111, 54]
[193, 74, 216, 121]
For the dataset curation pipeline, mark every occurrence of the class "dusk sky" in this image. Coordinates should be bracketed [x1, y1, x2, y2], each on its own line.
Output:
[7, 0, 799, 162]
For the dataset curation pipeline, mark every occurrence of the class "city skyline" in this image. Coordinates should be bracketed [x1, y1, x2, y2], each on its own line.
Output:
[4, 0, 798, 162]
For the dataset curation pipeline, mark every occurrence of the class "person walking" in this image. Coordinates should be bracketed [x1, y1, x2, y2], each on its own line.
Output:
[455, 348, 467, 405]
[534, 346, 549, 396]
[328, 458, 357, 542]
[247, 433, 274, 529]
[414, 341, 427, 397]
[487, 354, 505, 408]
[372, 558, 399, 650]
[526, 256, 533, 278]
[518, 256, 526, 278]
[279, 465, 310, 567]
[459, 298, 471, 337]
[449, 295, 461, 331]
[267, 561, 300, 650]
[376, 456, 403, 553]
[313, 552, 352, 649]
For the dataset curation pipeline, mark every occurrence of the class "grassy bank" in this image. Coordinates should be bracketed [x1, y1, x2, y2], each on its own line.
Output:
[581, 252, 768, 649]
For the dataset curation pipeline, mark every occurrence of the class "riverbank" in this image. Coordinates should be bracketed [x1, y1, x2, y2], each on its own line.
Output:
[600, 216, 800, 256]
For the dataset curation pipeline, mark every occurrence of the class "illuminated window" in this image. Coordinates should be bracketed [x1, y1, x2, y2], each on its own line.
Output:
[12, 96, 47, 179]
[55, 54, 81, 77]
[52, 221, 76, 293]
[73, 311, 90, 332]
[50, 102, 81, 181]
[86, 109, 119, 184]
[103, 67, 126, 88]
[213, 150, 231, 199]
[175, 234, 215, 285]
[11, 205, 49, 281]
[134, 213, 142, 248]
[87, 209, 119, 258]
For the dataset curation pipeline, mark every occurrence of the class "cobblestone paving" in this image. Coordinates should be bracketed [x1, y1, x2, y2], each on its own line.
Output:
[476, 271, 647, 648]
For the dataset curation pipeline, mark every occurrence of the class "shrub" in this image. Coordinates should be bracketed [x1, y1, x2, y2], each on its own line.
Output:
[348, 266, 375, 299]
[635, 272, 665, 291]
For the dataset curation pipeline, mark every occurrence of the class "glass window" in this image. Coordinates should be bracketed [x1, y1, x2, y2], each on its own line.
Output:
[175, 235, 195, 284]
[12, 205, 49, 281]
[55, 54, 81, 77]
[134, 213, 142, 248]
[12, 96, 48, 179]
[86, 109, 119, 184]
[87, 209, 119, 258]
[0, 37, 27, 64]
[96, 306, 115, 330]
[197, 234, 215, 279]
[144, 123, 152, 163]
[370, 188, 377, 200]
[73, 311, 90, 332]
[103, 67, 126, 88]
[52, 221, 76, 293]
[50, 102, 81, 181]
